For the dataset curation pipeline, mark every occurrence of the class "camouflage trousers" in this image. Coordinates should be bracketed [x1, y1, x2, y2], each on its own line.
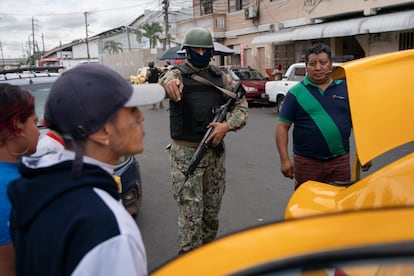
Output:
[169, 141, 226, 255]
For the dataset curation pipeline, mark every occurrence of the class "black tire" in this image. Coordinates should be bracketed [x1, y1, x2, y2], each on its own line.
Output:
[276, 95, 285, 113]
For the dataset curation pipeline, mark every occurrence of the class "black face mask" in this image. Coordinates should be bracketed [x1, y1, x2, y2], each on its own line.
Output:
[188, 48, 213, 68]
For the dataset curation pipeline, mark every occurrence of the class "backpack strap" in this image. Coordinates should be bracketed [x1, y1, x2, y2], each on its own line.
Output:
[172, 63, 196, 76]
[290, 83, 346, 156]
[174, 63, 236, 99]
[191, 74, 237, 99]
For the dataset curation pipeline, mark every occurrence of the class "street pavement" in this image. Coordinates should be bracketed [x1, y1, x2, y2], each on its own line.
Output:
[135, 100, 414, 272]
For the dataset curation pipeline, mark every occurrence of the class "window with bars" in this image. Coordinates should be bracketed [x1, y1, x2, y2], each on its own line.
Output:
[399, 32, 413, 50]
[228, 0, 249, 12]
[274, 44, 296, 72]
[201, 0, 214, 15]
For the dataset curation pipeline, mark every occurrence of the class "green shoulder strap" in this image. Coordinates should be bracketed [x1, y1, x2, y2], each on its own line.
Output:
[290, 83, 346, 156]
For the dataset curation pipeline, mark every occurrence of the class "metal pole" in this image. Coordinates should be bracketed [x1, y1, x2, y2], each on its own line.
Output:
[163, 0, 170, 49]
[32, 17, 36, 66]
[84, 11, 91, 62]
[126, 27, 131, 52]
[0, 41, 4, 68]
[27, 36, 32, 66]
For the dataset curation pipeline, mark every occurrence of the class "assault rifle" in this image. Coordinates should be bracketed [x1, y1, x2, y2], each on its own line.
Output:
[183, 81, 246, 183]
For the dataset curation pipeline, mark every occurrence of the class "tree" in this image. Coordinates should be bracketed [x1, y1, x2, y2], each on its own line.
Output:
[104, 40, 123, 55]
[141, 22, 163, 49]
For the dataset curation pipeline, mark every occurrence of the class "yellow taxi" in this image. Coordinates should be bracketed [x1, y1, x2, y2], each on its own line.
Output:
[129, 67, 149, 84]
[152, 49, 414, 276]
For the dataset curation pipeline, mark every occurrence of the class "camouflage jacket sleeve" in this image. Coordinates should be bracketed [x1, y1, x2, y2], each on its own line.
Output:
[158, 68, 182, 87]
[226, 96, 248, 131]
[222, 72, 248, 131]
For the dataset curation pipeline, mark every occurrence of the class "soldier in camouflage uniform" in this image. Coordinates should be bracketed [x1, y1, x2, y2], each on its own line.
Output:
[159, 27, 248, 255]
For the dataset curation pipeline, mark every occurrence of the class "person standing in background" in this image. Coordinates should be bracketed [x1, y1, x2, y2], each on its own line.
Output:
[0, 83, 40, 276]
[148, 61, 164, 110]
[272, 64, 283, 80]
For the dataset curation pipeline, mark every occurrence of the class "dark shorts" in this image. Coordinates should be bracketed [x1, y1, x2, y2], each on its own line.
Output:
[293, 153, 351, 189]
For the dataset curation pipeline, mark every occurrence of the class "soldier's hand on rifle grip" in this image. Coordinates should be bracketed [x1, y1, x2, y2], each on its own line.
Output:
[165, 79, 184, 102]
[205, 122, 230, 146]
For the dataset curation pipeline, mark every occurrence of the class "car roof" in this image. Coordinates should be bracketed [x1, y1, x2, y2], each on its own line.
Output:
[0, 68, 60, 85]
[0, 75, 59, 86]
[153, 206, 414, 275]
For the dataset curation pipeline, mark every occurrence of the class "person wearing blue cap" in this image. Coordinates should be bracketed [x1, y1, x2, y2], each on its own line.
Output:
[7, 63, 165, 276]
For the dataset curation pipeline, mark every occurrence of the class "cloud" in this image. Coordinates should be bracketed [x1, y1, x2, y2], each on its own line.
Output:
[0, 0, 156, 58]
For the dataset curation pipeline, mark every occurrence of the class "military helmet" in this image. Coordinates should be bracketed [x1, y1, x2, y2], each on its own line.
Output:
[181, 28, 214, 49]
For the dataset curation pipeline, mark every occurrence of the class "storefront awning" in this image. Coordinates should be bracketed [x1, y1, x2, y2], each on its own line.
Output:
[360, 10, 414, 33]
[252, 10, 414, 44]
[250, 29, 294, 45]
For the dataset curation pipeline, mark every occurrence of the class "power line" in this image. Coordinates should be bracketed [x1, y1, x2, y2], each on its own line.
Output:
[0, 4, 147, 17]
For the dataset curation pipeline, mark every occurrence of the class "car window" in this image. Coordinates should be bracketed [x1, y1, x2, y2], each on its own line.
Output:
[292, 68, 306, 82]
[234, 71, 249, 80]
[10, 77, 56, 123]
[248, 70, 266, 80]
[20, 81, 55, 125]
[234, 69, 266, 81]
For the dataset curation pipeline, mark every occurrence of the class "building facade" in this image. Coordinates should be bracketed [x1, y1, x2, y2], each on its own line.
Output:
[176, 0, 414, 77]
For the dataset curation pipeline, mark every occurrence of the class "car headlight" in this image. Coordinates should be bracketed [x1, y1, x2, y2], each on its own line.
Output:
[243, 86, 258, 92]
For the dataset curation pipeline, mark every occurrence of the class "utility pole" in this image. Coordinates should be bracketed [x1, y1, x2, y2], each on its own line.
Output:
[0, 41, 4, 68]
[0, 18, 3, 68]
[32, 17, 36, 66]
[162, 0, 170, 49]
[28, 36, 32, 66]
[41, 33, 45, 55]
[84, 11, 91, 62]
[125, 26, 131, 52]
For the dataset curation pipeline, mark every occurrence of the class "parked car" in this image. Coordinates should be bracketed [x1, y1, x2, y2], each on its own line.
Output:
[220, 65, 269, 105]
[0, 68, 143, 218]
[265, 62, 341, 113]
[130, 67, 149, 84]
[152, 49, 414, 275]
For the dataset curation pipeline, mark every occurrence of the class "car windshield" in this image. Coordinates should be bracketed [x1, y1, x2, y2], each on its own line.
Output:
[20, 82, 54, 125]
[234, 69, 266, 80]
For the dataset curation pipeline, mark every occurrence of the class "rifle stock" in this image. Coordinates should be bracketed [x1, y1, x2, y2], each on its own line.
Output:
[183, 82, 245, 181]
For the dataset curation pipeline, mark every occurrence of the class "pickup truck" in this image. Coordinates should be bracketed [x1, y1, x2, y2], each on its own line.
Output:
[265, 63, 306, 113]
[265, 62, 341, 113]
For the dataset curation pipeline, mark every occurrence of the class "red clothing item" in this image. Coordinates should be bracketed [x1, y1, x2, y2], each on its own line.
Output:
[46, 131, 64, 146]
[293, 153, 350, 189]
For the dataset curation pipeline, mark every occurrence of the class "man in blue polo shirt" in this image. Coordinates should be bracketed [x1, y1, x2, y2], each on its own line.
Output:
[275, 43, 371, 189]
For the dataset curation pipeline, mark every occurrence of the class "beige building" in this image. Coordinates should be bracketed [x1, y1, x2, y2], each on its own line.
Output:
[176, 0, 414, 78]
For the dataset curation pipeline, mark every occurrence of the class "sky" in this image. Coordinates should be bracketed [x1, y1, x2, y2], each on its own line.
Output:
[0, 0, 166, 58]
